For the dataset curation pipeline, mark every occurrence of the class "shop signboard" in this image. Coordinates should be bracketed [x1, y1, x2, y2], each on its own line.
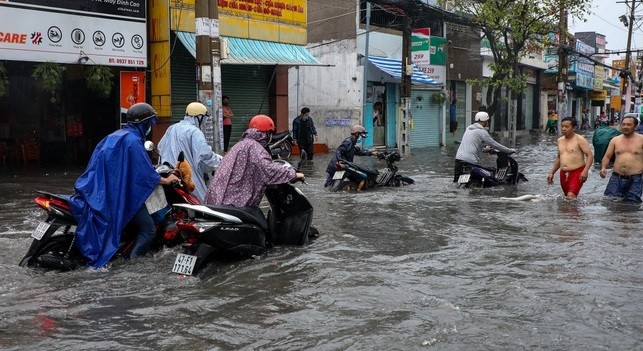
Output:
[412, 28, 446, 82]
[0, 0, 147, 67]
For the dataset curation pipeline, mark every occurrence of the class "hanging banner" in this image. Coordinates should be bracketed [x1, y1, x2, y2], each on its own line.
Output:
[120, 71, 146, 115]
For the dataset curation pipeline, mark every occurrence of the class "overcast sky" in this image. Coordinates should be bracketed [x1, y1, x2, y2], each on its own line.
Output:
[569, 0, 643, 61]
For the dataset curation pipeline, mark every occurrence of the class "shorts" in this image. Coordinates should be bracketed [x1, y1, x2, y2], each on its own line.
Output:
[560, 166, 584, 196]
[604, 173, 642, 203]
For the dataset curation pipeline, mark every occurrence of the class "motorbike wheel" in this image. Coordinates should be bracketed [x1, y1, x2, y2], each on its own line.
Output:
[466, 180, 484, 189]
[397, 176, 414, 186]
[340, 182, 359, 192]
[28, 236, 83, 270]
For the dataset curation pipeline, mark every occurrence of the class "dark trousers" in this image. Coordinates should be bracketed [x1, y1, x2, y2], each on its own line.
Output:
[299, 138, 314, 160]
[129, 205, 156, 259]
[223, 125, 232, 152]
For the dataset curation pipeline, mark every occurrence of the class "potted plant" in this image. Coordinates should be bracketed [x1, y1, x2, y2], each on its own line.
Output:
[0, 61, 8, 96]
[431, 92, 448, 105]
[32, 62, 66, 96]
[86, 65, 114, 98]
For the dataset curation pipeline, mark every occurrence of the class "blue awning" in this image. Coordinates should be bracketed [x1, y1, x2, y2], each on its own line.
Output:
[368, 56, 439, 85]
[175, 31, 322, 66]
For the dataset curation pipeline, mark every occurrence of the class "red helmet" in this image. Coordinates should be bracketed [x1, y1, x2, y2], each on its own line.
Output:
[248, 114, 275, 132]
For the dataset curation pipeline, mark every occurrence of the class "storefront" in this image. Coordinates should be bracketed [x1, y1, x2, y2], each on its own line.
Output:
[0, 1, 147, 165]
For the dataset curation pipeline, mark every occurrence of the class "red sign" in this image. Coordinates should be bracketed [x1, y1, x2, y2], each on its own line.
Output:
[120, 71, 146, 113]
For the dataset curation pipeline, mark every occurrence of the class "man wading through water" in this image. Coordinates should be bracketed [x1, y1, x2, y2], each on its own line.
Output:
[292, 107, 317, 161]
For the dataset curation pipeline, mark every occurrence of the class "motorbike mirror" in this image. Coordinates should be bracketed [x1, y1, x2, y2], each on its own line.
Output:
[144, 140, 155, 152]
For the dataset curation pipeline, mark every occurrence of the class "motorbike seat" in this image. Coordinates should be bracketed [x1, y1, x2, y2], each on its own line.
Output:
[271, 130, 291, 140]
[203, 204, 268, 231]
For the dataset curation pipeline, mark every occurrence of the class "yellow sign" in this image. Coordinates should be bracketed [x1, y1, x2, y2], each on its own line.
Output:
[170, 0, 307, 44]
[612, 59, 625, 69]
[589, 90, 607, 100]
[218, 0, 306, 27]
[611, 95, 621, 110]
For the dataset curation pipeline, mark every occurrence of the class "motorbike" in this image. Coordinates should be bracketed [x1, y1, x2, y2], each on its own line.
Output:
[19, 145, 199, 271]
[268, 130, 293, 160]
[170, 159, 317, 276]
[455, 149, 527, 188]
[327, 151, 414, 192]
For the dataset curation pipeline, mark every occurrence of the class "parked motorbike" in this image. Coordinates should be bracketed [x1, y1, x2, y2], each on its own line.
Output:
[170, 159, 317, 276]
[455, 149, 527, 188]
[268, 130, 293, 160]
[19, 146, 199, 271]
[328, 151, 414, 191]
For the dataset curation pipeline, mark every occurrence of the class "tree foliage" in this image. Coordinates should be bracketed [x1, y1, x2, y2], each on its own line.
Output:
[447, 0, 592, 118]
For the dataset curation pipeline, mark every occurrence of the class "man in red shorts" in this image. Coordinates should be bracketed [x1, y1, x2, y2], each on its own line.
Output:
[547, 117, 594, 199]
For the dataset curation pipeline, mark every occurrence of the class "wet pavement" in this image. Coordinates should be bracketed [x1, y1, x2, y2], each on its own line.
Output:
[0, 131, 641, 350]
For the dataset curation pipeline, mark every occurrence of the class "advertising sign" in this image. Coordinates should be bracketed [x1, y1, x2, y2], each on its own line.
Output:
[120, 71, 146, 115]
[0, 1, 147, 67]
[412, 29, 446, 83]
[217, 0, 306, 28]
[589, 90, 607, 100]
[411, 28, 431, 65]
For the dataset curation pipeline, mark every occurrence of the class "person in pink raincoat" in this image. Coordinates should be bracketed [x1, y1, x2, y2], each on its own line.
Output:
[204, 115, 305, 222]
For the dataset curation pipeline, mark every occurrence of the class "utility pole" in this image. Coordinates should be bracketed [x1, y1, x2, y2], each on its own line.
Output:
[621, 0, 637, 119]
[399, 15, 412, 156]
[362, 2, 371, 141]
[195, 0, 223, 153]
[556, 1, 568, 136]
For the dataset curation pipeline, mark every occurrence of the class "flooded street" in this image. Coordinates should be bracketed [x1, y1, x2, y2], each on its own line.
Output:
[0, 132, 641, 350]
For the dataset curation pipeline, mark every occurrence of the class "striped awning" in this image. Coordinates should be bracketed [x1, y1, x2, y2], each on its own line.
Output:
[175, 31, 322, 66]
[368, 56, 439, 85]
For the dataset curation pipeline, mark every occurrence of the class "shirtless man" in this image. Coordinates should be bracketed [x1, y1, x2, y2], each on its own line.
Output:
[547, 117, 593, 199]
[600, 116, 643, 203]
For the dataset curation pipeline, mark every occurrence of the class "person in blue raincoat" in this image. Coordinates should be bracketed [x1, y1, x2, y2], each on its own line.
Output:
[70, 103, 180, 268]
[158, 102, 223, 202]
[324, 125, 379, 187]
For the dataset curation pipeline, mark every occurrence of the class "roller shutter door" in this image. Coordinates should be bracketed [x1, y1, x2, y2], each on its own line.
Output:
[221, 65, 273, 147]
[410, 89, 440, 147]
[170, 32, 197, 122]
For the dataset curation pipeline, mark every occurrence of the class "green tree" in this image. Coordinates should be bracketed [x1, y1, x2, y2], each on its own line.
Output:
[447, 0, 591, 133]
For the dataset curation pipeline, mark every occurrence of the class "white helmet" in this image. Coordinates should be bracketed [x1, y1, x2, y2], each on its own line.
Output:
[185, 102, 208, 117]
[475, 111, 490, 121]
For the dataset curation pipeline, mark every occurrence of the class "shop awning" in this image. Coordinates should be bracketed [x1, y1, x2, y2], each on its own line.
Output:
[368, 56, 439, 85]
[175, 31, 322, 66]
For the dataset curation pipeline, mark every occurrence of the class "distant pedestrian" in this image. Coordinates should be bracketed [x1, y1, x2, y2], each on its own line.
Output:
[449, 99, 458, 135]
[222, 96, 233, 152]
[636, 117, 643, 134]
[292, 107, 317, 161]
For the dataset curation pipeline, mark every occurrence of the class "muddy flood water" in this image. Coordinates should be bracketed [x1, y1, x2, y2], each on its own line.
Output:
[0, 131, 641, 350]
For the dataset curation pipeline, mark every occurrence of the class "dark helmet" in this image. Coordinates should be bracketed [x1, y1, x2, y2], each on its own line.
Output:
[126, 103, 157, 123]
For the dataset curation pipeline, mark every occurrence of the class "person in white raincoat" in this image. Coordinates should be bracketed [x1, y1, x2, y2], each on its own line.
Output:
[158, 102, 223, 202]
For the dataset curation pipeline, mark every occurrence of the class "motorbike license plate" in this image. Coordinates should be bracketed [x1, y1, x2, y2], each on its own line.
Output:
[332, 170, 345, 180]
[172, 253, 197, 276]
[457, 174, 471, 184]
[31, 222, 50, 240]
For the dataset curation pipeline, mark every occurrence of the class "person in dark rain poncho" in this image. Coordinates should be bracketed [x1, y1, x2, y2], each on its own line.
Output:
[70, 103, 180, 268]
[204, 115, 305, 224]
